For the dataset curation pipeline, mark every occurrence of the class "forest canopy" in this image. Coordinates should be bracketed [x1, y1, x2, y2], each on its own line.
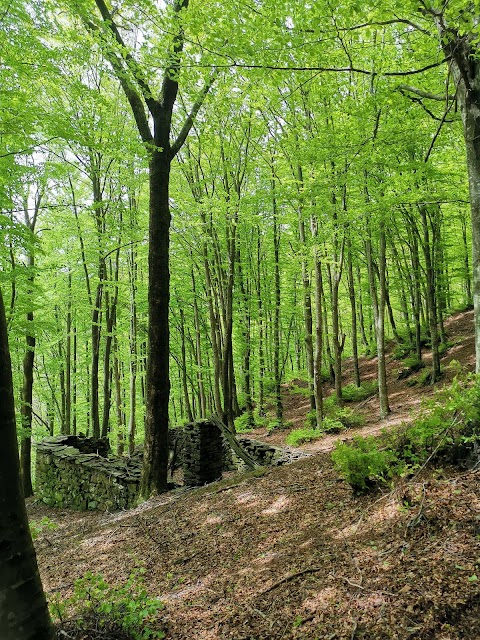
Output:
[1, 0, 479, 495]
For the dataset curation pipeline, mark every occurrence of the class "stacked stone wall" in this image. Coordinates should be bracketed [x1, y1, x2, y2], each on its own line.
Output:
[234, 436, 309, 468]
[183, 420, 223, 486]
[36, 435, 140, 511]
[36, 425, 310, 511]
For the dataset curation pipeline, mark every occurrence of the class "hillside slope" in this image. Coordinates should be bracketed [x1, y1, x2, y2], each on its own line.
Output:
[30, 310, 480, 639]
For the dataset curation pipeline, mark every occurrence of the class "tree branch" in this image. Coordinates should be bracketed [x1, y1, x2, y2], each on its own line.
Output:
[171, 69, 219, 157]
[161, 0, 189, 112]
[398, 83, 455, 101]
[93, 0, 156, 113]
[83, 18, 153, 144]
[210, 58, 451, 76]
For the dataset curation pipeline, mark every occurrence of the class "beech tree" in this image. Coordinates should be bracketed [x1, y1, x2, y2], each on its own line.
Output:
[0, 289, 54, 640]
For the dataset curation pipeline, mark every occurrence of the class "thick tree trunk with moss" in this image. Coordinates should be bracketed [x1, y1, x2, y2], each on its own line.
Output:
[140, 150, 171, 496]
[0, 288, 54, 640]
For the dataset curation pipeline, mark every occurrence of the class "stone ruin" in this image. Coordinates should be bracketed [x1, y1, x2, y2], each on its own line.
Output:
[35, 421, 309, 512]
[35, 435, 141, 511]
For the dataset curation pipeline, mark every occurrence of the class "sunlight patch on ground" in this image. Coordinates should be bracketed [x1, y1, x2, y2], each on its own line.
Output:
[302, 586, 338, 612]
[261, 495, 290, 515]
[203, 514, 223, 525]
[161, 574, 216, 603]
[334, 499, 399, 539]
[354, 592, 388, 610]
[253, 551, 278, 565]
[80, 531, 120, 551]
[236, 490, 261, 507]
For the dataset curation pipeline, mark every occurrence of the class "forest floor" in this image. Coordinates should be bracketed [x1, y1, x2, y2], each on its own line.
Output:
[29, 309, 480, 639]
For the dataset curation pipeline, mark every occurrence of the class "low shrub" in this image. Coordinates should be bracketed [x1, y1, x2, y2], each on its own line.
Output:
[333, 407, 365, 428]
[305, 409, 317, 428]
[331, 437, 396, 492]
[341, 381, 378, 403]
[51, 569, 165, 640]
[267, 418, 292, 432]
[438, 340, 454, 356]
[332, 375, 480, 491]
[30, 516, 57, 540]
[286, 428, 325, 446]
[320, 417, 345, 433]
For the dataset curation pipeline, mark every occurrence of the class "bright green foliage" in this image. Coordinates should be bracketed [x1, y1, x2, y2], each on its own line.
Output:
[332, 407, 365, 429]
[395, 375, 480, 468]
[234, 411, 268, 433]
[320, 417, 345, 433]
[402, 355, 424, 371]
[51, 569, 165, 640]
[341, 382, 379, 403]
[331, 437, 395, 491]
[286, 428, 326, 446]
[332, 376, 480, 491]
[29, 517, 58, 540]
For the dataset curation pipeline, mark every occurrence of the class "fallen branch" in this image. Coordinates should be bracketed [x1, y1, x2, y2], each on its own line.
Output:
[209, 414, 258, 469]
[262, 566, 324, 594]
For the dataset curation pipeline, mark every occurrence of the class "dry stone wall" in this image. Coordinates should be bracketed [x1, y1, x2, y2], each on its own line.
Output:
[183, 420, 224, 486]
[36, 424, 310, 511]
[36, 435, 141, 511]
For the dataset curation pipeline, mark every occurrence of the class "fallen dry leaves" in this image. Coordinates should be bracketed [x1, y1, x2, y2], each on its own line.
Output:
[29, 310, 480, 639]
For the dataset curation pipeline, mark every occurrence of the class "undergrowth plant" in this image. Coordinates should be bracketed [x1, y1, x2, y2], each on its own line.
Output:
[51, 568, 165, 640]
[234, 411, 268, 433]
[286, 428, 325, 446]
[331, 437, 395, 491]
[331, 374, 480, 492]
[30, 516, 58, 540]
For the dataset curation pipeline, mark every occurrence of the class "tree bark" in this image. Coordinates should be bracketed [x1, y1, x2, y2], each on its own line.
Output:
[0, 288, 54, 640]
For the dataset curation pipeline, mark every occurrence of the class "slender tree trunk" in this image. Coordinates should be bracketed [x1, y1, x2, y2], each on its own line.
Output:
[179, 307, 193, 422]
[365, 222, 390, 419]
[296, 165, 315, 409]
[257, 228, 266, 417]
[72, 320, 77, 435]
[191, 268, 206, 418]
[346, 229, 361, 387]
[65, 271, 72, 435]
[20, 306, 35, 498]
[313, 244, 324, 425]
[272, 171, 283, 423]
[114, 339, 126, 456]
[101, 253, 120, 438]
[20, 252, 35, 497]
[419, 205, 441, 381]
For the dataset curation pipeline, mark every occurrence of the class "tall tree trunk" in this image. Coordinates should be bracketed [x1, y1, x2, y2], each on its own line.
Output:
[20, 306, 35, 498]
[272, 170, 283, 423]
[141, 150, 172, 496]
[179, 307, 193, 422]
[0, 288, 54, 640]
[366, 223, 390, 419]
[346, 229, 361, 387]
[191, 268, 206, 418]
[419, 205, 441, 381]
[429, 9, 480, 370]
[101, 253, 120, 438]
[312, 241, 324, 426]
[256, 228, 266, 417]
[65, 271, 72, 435]
[20, 255, 35, 498]
[296, 165, 315, 409]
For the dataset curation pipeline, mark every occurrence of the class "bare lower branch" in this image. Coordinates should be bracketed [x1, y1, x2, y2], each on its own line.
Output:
[398, 83, 455, 101]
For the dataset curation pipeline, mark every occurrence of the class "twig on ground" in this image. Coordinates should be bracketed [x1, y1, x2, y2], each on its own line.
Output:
[262, 566, 324, 594]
